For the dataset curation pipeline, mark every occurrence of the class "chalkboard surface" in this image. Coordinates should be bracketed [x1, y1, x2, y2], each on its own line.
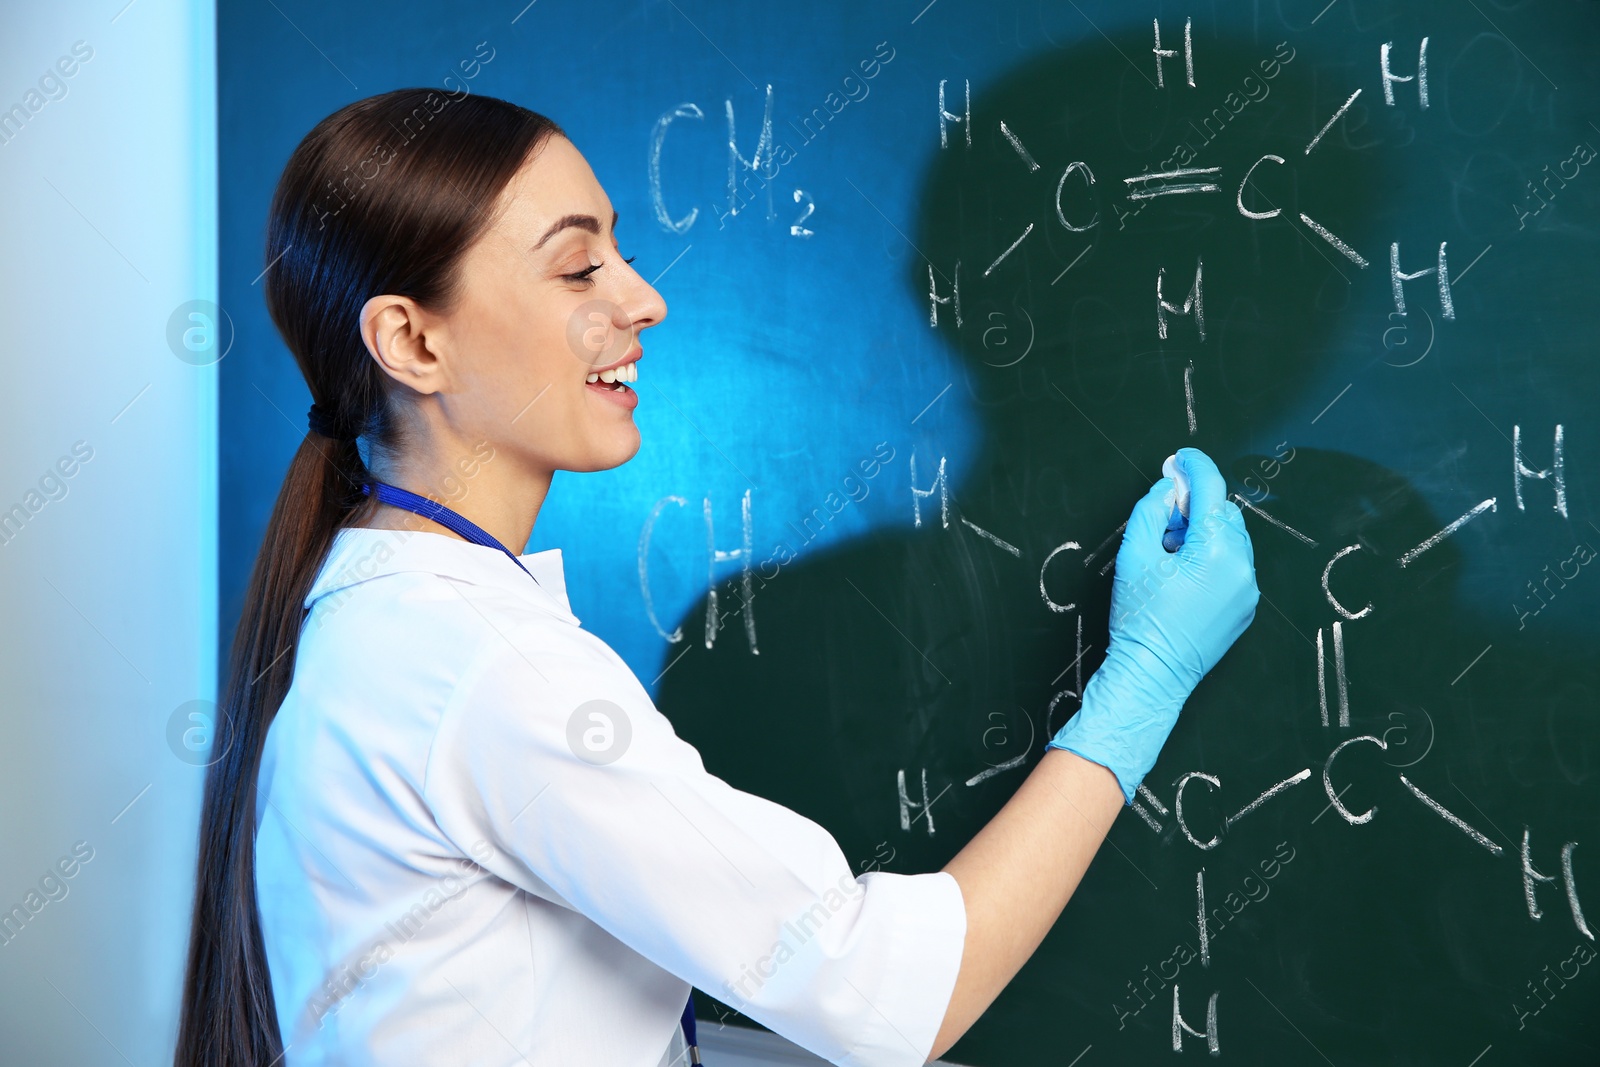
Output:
[221, 2, 1600, 1064]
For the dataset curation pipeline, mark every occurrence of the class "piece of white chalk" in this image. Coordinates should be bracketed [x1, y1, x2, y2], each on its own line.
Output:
[1162, 453, 1191, 517]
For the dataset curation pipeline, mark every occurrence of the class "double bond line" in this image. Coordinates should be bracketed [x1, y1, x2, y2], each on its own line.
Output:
[1125, 166, 1221, 201]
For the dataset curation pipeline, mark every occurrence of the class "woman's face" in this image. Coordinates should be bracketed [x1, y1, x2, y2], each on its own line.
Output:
[432, 134, 667, 474]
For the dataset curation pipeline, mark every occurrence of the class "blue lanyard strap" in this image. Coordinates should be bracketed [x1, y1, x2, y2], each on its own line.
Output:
[361, 482, 539, 585]
[680, 994, 701, 1064]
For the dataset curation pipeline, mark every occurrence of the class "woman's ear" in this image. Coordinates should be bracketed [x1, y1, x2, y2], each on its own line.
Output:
[359, 293, 446, 396]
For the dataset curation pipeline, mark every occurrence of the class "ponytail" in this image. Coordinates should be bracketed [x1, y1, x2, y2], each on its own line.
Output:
[174, 433, 366, 1064]
[175, 89, 562, 1066]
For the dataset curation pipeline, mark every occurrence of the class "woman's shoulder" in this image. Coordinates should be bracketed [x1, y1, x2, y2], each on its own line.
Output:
[304, 528, 579, 636]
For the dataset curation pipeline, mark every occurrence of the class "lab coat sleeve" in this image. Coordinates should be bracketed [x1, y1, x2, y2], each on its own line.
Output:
[420, 623, 968, 1067]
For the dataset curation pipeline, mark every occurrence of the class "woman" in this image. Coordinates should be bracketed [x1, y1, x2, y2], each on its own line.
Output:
[175, 89, 1258, 1067]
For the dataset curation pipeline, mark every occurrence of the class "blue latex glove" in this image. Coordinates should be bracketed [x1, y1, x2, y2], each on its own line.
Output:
[1046, 447, 1260, 803]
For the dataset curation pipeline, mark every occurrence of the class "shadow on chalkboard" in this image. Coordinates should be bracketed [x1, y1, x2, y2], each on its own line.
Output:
[657, 23, 1599, 1067]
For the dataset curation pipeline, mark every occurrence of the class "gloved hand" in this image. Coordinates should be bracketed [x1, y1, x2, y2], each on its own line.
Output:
[1046, 447, 1259, 803]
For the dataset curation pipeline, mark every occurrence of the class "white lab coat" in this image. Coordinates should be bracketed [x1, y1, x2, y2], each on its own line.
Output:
[254, 526, 967, 1066]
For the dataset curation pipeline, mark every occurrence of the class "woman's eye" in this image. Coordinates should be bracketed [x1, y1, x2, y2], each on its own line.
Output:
[563, 255, 636, 283]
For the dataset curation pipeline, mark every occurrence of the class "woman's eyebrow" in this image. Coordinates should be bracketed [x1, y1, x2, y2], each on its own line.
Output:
[532, 209, 619, 251]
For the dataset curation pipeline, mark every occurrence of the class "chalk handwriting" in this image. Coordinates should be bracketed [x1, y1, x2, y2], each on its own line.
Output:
[1171, 985, 1220, 1054]
[1380, 37, 1429, 109]
[1523, 829, 1593, 940]
[1152, 17, 1196, 89]
[1513, 424, 1567, 518]
[1398, 497, 1497, 567]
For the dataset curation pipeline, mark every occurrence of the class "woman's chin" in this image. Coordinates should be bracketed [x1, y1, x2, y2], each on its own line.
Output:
[565, 429, 641, 473]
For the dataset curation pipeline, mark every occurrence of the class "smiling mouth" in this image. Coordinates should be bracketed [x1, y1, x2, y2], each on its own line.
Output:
[586, 359, 637, 391]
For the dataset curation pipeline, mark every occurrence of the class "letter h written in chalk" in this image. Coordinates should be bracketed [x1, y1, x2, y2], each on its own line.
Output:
[1389, 241, 1454, 320]
[1513, 424, 1567, 518]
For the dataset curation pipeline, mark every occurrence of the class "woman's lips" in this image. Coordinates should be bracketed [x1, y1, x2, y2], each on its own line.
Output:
[585, 376, 638, 410]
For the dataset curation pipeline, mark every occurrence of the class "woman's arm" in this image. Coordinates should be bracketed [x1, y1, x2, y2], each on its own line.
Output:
[930, 747, 1122, 1060]
[927, 448, 1259, 1062]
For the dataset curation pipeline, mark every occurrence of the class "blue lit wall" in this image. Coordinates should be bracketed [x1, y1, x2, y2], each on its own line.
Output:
[0, 1, 215, 1061]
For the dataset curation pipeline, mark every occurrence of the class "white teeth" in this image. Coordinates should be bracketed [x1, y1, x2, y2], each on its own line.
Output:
[588, 362, 638, 385]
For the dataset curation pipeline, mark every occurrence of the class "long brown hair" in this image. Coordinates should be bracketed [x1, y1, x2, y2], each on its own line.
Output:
[175, 88, 563, 1066]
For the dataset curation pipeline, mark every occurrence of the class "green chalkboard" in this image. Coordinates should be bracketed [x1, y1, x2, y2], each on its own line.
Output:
[657, 6, 1600, 1065]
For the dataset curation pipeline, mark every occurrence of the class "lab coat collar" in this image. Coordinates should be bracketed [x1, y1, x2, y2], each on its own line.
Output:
[304, 526, 579, 623]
